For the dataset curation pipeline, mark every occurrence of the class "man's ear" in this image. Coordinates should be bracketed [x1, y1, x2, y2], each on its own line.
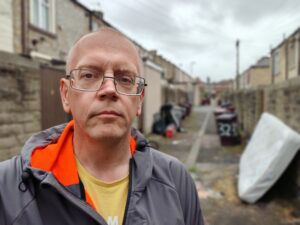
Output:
[136, 90, 145, 116]
[60, 78, 71, 114]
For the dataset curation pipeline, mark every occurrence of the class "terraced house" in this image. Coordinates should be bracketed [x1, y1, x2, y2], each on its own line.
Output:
[0, 0, 199, 159]
[238, 56, 271, 89]
[271, 27, 300, 84]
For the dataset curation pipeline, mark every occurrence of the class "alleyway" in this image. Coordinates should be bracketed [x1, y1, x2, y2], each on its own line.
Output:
[147, 106, 300, 225]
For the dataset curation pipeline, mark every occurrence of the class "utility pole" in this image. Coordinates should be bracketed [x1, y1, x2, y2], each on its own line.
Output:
[190, 61, 196, 76]
[236, 39, 240, 90]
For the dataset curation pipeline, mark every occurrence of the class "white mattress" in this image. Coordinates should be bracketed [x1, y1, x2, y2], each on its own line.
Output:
[238, 113, 300, 203]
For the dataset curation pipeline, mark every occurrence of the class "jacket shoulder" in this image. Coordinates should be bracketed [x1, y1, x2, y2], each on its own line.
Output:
[0, 156, 24, 224]
[0, 156, 22, 185]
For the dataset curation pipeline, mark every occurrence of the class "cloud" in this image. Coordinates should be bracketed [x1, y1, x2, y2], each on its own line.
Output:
[218, 0, 300, 25]
[80, 0, 300, 81]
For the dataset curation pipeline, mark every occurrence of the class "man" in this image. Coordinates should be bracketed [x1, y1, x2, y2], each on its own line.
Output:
[0, 28, 204, 225]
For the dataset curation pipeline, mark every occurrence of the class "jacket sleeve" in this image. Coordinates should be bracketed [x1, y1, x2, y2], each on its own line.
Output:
[0, 157, 29, 225]
[0, 194, 7, 225]
[172, 161, 205, 225]
[0, 161, 9, 225]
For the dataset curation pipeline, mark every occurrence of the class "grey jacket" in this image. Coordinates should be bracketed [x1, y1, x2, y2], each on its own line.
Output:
[0, 123, 204, 225]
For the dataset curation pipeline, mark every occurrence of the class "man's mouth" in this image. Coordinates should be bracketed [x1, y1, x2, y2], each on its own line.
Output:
[94, 110, 122, 118]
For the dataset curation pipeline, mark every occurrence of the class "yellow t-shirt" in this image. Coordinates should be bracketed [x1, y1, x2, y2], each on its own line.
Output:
[76, 159, 129, 225]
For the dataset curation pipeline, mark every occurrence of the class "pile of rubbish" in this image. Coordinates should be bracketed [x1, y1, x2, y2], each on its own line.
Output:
[152, 103, 192, 138]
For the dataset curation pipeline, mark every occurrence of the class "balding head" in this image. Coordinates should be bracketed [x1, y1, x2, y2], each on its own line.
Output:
[66, 27, 143, 75]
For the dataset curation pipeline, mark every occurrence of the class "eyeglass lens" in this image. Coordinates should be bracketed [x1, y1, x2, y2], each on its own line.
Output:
[70, 69, 145, 95]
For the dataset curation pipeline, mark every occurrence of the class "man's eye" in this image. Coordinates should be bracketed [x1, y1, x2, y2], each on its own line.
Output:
[83, 73, 93, 78]
[117, 76, 134, 85]
[80, 72, 97, 79]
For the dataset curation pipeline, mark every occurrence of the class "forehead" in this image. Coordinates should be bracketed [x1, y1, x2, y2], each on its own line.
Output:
[68, 31, 142, 73]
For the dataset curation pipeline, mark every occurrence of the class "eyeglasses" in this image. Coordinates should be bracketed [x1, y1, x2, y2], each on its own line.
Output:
[66, 68, 147, 96]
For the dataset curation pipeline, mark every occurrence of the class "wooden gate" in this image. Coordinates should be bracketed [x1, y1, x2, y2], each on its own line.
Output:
[41, 66, 70, 129]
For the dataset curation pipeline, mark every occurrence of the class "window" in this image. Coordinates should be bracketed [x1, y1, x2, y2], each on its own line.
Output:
[273, 50, 280, 75]
[288, 41, 296, 69]
[30, 0, 55, 33]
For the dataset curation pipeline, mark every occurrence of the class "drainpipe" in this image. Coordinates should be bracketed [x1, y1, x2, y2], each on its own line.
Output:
[298, 33, 300, 76]
[88, 11, 92, 31]
[285, 40, 288, 80]
[21, 0, 29, 55]
[271, 49, 274, 84]
[236, 39, 240, 90]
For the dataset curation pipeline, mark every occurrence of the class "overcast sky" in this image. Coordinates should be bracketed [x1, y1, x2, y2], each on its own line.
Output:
[78, 0, 300, 82]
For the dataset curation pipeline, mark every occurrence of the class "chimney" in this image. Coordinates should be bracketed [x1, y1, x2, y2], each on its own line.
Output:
[93, 10, 103, 19]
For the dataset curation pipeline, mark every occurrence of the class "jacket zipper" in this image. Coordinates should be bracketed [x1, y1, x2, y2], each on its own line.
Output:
[41, 175, 108, 225]
[122, 158, 133, 225]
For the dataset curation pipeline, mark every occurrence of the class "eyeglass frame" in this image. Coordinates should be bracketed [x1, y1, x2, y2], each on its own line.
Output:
[65, 68, 147, 96]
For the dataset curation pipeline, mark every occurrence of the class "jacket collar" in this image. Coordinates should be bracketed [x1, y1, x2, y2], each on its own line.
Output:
[30, 120, 79, 186]
[20, 121, 152, 192]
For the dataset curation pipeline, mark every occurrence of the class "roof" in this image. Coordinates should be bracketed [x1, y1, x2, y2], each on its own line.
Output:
[271, 27, 300, 51]
[250, 56, 270, 69]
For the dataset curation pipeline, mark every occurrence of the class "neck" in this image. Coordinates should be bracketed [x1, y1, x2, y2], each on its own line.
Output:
[73, 130, 132, 182]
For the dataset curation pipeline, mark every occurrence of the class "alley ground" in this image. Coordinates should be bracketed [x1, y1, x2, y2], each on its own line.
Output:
[147, 106, 300, 225]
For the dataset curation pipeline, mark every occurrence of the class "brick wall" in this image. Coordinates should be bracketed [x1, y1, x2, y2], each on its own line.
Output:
[0, 51, 41, 161]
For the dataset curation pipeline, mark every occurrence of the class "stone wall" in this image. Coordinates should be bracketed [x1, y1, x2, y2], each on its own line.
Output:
[271, 79, 300, 132]
[0, 51, 41, 161]
[227, 77, 300, 138]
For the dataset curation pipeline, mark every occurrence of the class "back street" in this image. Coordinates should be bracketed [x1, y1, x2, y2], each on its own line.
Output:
[147, 105, 300, 225]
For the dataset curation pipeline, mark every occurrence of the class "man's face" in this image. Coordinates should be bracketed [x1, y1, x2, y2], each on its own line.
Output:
[60, 31, 144, 141]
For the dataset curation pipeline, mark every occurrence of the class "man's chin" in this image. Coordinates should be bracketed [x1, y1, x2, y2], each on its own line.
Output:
[89, 126, 127, 141]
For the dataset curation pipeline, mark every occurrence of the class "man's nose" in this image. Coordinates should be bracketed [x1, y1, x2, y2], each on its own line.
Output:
[97, 76, 117, 97]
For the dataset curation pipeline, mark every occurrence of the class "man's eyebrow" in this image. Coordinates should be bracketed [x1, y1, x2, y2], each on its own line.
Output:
[114, 68, 137, 75]
[77, 65, 102, 71]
